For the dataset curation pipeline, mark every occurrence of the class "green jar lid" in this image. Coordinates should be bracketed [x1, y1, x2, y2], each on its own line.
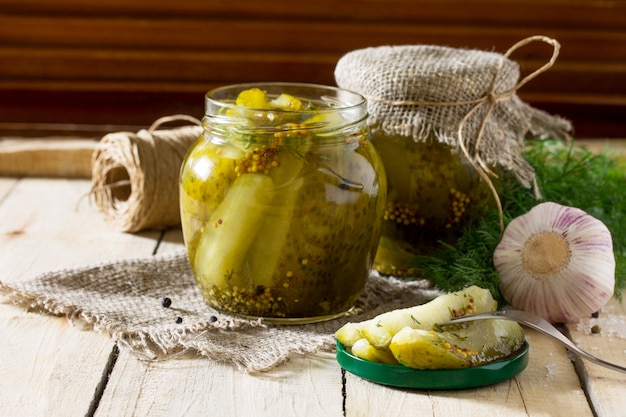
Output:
[336, 340, 529, 390]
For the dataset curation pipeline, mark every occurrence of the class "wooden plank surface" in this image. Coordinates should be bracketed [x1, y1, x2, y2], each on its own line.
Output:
[94, 351, 343, 417]
[2, 137, 624, 180]
[0, 138, 95, 178]
[92, 227, 347, 417]
[0, 178, 162, 417]
[0, 177, 624, 416]
[1, 0, 625, 138]
[566, 298, 626, 417]
[2, 16, 625, 67]
[345, 328, 594, 417]
[0, 177, 16, 198]
[3, 0, 626, 27]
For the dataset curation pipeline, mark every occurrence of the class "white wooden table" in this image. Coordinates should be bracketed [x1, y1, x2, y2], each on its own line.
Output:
[1, 175, 625, 417]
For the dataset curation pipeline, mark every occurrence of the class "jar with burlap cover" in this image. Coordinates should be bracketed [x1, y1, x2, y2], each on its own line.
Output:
[334, 36, 572, 277]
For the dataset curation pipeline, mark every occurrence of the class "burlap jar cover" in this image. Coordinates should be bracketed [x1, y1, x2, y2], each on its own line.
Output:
[1, 36, 570, 372]
[335, 35, 572, 231]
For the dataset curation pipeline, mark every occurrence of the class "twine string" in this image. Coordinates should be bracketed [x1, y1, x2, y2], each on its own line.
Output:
[460, 36, 560, 234]
[366, 35, 561, 234]
[90, 115, 203, 232]
[149, 114, 202, 132]
[89, 179, 132, 195]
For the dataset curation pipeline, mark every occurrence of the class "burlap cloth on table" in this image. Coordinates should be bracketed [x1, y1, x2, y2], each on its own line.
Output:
[0, 250, 439, 372]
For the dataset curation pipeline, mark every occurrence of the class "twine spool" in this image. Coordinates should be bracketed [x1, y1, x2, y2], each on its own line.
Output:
[90, 115, 202, 232]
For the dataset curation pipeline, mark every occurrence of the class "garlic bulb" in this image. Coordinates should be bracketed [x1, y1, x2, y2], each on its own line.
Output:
[494, 202, 615, 323]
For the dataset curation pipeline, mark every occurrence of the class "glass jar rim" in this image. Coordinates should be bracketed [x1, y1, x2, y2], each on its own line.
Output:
[205, 82, 367, 115]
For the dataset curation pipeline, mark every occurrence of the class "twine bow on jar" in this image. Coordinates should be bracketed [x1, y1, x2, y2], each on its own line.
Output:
[456, 35, 562, 234]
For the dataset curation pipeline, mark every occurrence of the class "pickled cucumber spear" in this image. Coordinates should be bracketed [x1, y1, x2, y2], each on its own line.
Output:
[246, 177, 304, 288]
[390, 319, 524, 369]
[350, 337, 400, 365]
[194, 173, 274, 290]
[336, 286, 525, 369]
[336, 285, 497, 349]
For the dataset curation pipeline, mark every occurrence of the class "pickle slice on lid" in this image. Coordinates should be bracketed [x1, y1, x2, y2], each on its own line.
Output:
[390, 319, 525, 370]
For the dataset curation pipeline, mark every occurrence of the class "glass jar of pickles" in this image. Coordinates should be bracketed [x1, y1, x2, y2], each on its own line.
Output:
[371, 134, 493, 277]
[180, 83, 387, 323]
[335, 43, 569, 279]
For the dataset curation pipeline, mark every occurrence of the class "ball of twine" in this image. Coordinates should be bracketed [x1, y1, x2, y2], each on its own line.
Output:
[90, 115, 202, 232]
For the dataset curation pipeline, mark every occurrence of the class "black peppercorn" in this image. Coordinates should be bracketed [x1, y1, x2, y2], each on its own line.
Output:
[175, 316, 183, 324]
[161, 297, 172, 308]
[209, 315, 218, 323]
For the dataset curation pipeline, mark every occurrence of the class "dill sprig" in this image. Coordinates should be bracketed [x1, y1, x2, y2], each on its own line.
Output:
[411, 139, 626, 306]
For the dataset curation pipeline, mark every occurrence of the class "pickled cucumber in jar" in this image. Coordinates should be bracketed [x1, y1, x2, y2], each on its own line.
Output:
[180, 84, 386, 322]
[371, 134, 493, 277]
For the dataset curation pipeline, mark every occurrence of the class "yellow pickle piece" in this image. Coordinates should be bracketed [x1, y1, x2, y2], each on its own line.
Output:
[336, 286, 497, 350]
[235, 87, 273, 109]
[390, 319, 525, 370]
[351, 338, 400, 365]
[270, 93, 304, 111]
[336, 286, 525, 369]
[235, 88, 303, 111]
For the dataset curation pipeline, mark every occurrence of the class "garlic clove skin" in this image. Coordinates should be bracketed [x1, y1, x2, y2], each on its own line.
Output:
[494, 202, 615, 324]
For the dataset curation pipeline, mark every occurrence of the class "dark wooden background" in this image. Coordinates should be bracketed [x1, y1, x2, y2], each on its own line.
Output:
[1, 0, 625, 138]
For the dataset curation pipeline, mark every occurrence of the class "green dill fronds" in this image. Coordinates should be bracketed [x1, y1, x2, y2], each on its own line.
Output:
[411, 139, 626, 305]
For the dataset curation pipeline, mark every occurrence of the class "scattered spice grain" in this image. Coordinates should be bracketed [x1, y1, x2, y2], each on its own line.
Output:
[161, 297, 172, 308]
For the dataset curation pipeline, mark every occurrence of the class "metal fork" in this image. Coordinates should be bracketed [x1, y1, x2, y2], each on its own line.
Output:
[444, 309, 626, 374]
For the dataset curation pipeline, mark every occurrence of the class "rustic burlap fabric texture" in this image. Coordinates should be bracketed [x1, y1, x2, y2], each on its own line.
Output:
[334, 36, 573, 191]
[0, 250, 439, 372]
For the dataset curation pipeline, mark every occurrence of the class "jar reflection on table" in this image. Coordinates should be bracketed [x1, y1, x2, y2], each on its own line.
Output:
[180, 83, 387, 323]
